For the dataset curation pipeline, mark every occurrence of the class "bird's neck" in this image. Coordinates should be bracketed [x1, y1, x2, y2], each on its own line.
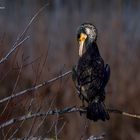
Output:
[86, 41, 100, 57]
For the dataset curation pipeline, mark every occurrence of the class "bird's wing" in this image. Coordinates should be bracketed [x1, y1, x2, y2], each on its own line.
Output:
[72, 65, 88, 101]
[90, 57, 105, 90]
[101, 64, 110, 89]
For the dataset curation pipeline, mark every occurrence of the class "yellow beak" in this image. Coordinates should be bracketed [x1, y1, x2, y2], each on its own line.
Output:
[78, 33, 87, 57]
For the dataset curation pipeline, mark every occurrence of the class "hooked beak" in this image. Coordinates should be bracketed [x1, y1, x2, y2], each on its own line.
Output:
[78, 33, 87, 57]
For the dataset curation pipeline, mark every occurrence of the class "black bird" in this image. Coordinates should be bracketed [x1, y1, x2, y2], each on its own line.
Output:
[72, 23, 110, 121]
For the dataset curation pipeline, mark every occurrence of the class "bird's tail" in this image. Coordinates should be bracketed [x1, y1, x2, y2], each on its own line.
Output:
[86, 101, 110, 121]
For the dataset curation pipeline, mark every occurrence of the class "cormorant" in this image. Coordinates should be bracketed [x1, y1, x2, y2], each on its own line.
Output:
[72, 23, 110, 121]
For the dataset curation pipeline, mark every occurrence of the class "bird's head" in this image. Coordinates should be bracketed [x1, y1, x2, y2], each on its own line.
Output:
[77, 23, 97, 57]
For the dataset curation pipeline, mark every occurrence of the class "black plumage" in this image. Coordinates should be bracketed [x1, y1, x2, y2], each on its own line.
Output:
[72, 23, 110, 121]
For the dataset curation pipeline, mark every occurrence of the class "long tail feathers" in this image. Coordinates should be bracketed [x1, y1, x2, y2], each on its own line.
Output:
[86, 102, 110, 121]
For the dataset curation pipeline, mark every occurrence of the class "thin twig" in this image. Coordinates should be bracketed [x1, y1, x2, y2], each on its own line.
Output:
[0, 3, 48, 64]
[13, 55, 42, 70]
[25, 106, 42, 139]
[16, 3, 49, 42]
[1, 64, 23, 115]
[0, 7, 5, 10]
[0, 70, 72, 104]
[9, 98, 35, 139]
[31, 97, 56, 137]
[54, 108, 59, 140]
[108, 108, 140, 119]
[2, 64, 23, 139]
[57, 121, 66, 136]
[0, 36, 30, 64]
[47, 121, 56, 134]
[9, 120, 24, 139]
[24, 51, 52, 137]
[25, 50, 48, 138]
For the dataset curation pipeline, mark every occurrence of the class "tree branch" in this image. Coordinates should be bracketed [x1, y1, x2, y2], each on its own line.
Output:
[0, 7, 5, 10]
[108, 108, 140, 119]
[87, 133, 105, 140]
[0, 70, 72, 104]
[0, 106, 139, 129]
[0, 36, 30, 64]
[0, 3, 48, 64]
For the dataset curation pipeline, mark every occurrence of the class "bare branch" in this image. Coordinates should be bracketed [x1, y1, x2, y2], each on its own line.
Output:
[0, 106, 80, 129]
[1, 63, 23, 115]
[57, 121, 66, 136]
[0, 36, 30, 64]
[0, 106, 139, 129]
[0, 3, 48, 64]
[8, 120, 24, 139]
[108, 108, 140, 119]
[0, 70, 72, 104]
[0, 7, 5, 10]
[16, 3, 49, 42]
[87, 133, 105, 140]
[31, 97, 56, 137]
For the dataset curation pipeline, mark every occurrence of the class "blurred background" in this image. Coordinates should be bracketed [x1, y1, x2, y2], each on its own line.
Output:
[0, 0, 140, 139]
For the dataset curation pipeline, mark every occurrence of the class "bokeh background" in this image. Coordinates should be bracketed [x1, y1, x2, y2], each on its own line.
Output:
[0, 0, 140, 139]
